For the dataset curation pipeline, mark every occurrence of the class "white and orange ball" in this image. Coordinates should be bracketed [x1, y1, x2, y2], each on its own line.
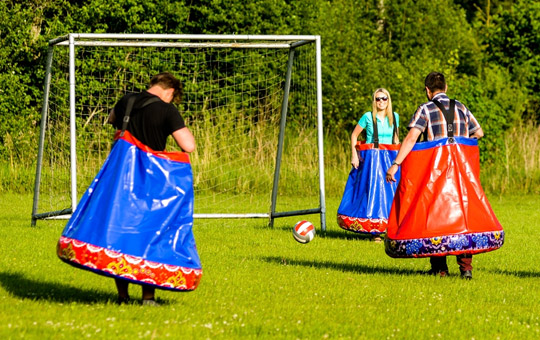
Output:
[293, 220, 315, 244]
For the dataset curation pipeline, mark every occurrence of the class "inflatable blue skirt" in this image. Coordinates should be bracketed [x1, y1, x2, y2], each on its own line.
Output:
[385, 137, 504, 258]
[57, 131, 202, 291]
[337, 142, 401, 234]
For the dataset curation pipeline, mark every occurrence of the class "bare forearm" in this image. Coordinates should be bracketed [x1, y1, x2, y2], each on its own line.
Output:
[394, 128, 421, 164]
[107, 109, 116, 124]
[386, 128, 421, 182]
[172, 127, 196, 153]
[350, 125, 363, 155]
[350, 125, 363, 168]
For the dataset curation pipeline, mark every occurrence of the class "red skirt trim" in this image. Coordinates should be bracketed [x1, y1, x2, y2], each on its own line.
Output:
[337, 214, 387, 234]
[57, 236, 202, 291]
[114, 130, 191, 164]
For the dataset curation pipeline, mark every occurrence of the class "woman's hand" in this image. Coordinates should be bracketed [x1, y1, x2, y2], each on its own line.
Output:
[351, 153, 361, 169]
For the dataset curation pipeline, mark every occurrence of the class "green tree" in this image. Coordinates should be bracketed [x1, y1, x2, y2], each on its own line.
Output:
[481, 0, 540, 121]
[184, 0, 300, 35]
[0, 0, 535, 169]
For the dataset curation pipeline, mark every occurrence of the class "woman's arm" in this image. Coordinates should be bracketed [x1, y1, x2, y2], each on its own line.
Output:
[351, 124, 364, 169]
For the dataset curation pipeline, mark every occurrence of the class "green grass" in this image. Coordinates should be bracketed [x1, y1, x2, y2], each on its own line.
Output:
[1, 193, 539, 339]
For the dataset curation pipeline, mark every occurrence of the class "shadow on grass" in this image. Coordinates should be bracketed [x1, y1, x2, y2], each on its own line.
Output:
[265, 224, 375, 242]
[487, 269, 540, 278]
[0, 271, 119, 304]
[317, 229, 375, 241]
[261, 256, 423, 276]
[0, 271, 175, 305]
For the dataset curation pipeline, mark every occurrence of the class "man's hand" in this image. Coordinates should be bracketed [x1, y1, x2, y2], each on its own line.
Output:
[385, 127, 422, 182]
[386, 164, 399, 183]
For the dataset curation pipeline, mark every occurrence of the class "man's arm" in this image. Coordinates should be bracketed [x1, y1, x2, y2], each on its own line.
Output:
[172, 127, 196, 153]
[108, 109, 116, 125]
[386, 127, 422, 182]
[470, 127, 484, 139]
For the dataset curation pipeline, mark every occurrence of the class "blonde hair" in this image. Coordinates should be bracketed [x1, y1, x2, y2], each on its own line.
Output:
[371, 88, 394, 127]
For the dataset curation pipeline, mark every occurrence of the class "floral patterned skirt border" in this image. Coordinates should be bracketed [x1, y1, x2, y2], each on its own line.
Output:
[337, 214, 387, 234]
[57, 236, 202, 291]
[384, 230, 505, 258]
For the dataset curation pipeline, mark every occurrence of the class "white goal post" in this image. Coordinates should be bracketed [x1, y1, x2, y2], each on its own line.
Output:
[31, 33, 326, 231]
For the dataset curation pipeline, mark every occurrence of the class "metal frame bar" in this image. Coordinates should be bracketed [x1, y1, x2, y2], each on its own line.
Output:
[31, 46, 55, 226]
[315, 36, 327, 232]
[55, 33, 318, 41]
[33, 209, 73, 220]
[58, 41, 295, 49]
[269, 48, 296, 228]
[32, 34, 326, 231]
[69, 35, 78, 212]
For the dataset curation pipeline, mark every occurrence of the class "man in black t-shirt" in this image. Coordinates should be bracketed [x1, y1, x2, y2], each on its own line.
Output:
[107, 72, 195, 305]
[109, 72, 195, 152]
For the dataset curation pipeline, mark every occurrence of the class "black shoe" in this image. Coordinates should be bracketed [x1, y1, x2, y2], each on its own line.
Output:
[117, 296, 131, 305]
[461, 270, 473, 280]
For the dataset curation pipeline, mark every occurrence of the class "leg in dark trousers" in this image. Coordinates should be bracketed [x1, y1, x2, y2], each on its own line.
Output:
[142, 286, 156, 300]
[457, 254, 473, 272]
[141, 285, 159, 306]
[429, 256, 448, 276]
[115, 278, 130, 304]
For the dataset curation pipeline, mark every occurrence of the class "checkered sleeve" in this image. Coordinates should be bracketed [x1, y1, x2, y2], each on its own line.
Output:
[467, 108, 481, 135]
[408, 104, 428, 132]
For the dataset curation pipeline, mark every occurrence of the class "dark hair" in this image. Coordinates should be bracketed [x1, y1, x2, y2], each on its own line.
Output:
[149, 72, 183, 104]
[424, 72, 446, 93]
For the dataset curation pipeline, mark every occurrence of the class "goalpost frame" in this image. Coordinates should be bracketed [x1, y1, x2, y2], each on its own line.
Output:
[31, 33, 327, 232]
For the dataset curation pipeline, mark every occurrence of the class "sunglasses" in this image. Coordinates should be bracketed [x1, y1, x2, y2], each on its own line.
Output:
[375, 96, 388, 102]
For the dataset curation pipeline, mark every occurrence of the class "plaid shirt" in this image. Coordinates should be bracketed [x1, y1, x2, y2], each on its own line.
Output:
[408, 93, 481, 141]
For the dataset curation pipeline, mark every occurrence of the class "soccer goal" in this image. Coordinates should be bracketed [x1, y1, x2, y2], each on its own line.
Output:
[31, 33, 326, 230]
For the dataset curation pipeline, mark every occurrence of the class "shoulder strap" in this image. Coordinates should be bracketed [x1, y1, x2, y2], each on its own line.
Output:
[392, 112, 398, 144]
[374, 113, 399, 145]
[372, 114, 379, 148]
[431, 99, 455, 139]
[416, 128, 429, 143]
[119, 96, 161, 137]
[119, 96, 136, 137]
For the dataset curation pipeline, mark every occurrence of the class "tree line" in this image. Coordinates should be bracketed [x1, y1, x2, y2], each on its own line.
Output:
[0, 0, 538, 167]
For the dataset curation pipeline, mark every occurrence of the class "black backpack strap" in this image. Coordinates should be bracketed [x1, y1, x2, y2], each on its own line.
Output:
[432, 99, 456, 141]
[415, 128, 429, 143]
[141, 97, 161, 108]
[119, 95, 136, 137]
[372, 113, 379, 148]
[119, 96, 161, 137]
[392, 112, 398, 144]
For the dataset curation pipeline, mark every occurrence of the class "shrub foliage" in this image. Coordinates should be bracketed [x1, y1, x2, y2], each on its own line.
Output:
[0, 0, 538, 193]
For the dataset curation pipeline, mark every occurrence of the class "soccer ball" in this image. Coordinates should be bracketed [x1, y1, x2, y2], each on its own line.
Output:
[293, 220, 315, 244]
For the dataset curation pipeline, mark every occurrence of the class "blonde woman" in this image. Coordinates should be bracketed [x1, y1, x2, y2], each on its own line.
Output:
[337, 88, 400, 241]
[351, 88, 399, 168]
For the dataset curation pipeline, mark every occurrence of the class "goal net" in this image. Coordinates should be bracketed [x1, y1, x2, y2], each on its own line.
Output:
[32, 34, 326, 230]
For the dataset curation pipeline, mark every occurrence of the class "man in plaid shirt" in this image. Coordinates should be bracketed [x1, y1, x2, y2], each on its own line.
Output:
[386, 72, 484, 279]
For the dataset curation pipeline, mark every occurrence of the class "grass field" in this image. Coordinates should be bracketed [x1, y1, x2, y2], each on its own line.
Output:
[1, 193, 539, 339]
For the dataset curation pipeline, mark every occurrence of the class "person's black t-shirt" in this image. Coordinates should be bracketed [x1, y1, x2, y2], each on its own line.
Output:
[113, 91, 186, 151]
